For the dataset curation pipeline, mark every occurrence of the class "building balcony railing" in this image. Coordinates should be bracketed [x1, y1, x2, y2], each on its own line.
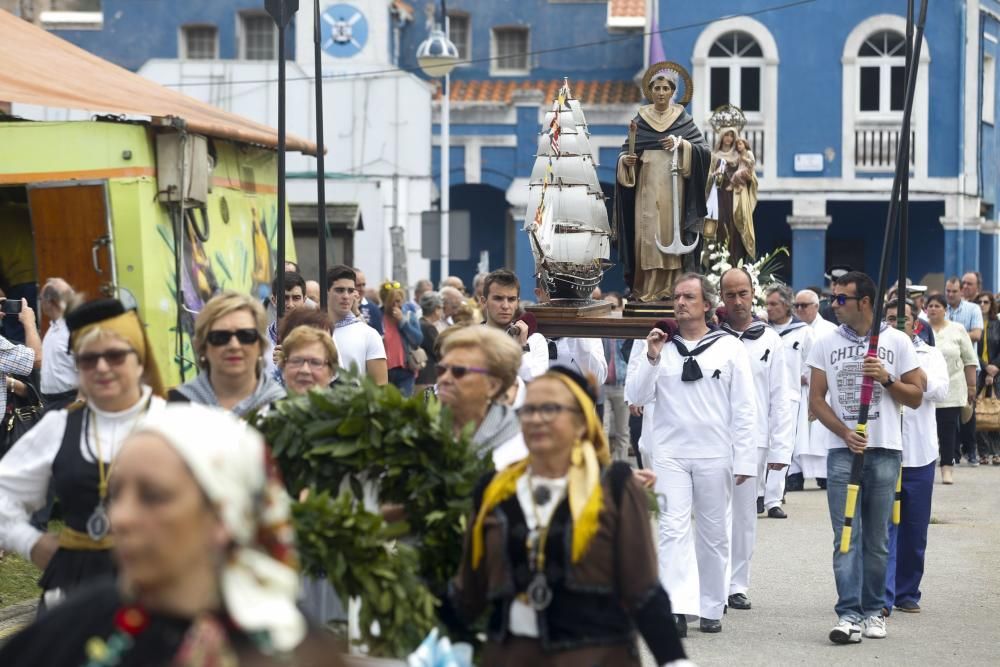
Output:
[854, 123, 915, 172]
[704, 126, 765, 173]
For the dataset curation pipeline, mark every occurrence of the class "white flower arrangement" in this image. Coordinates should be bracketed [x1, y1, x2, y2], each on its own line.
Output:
[704, 240, 790, 318]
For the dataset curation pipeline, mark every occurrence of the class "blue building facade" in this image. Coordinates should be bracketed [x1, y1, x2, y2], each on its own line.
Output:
[399, 0, 1000, 294]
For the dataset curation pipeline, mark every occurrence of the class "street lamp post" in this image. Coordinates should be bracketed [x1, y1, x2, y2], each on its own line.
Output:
[416, 6, 459, 284]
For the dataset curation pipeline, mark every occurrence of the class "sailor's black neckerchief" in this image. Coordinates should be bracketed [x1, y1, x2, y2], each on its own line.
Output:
[777, 316, 808, 336]
[721, 319, 767, 341]
[671, 330, 728, 381]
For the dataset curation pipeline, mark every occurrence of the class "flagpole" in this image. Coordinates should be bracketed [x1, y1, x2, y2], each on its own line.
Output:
[313, 0, 328, 310]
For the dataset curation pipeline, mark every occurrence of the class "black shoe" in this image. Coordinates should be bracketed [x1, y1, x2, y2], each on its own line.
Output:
[700, 618, 722, 633]
[785, 472, 804, 491]
[895, 600, 921, 613]
[727, 593, 751, 610]
[768, 506, 788, 519]
[756, 496, 765, 514]
[673, 614, 687, 638]
[817, 477, 827, 490]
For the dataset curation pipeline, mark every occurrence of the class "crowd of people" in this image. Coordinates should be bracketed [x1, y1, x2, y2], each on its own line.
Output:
[0, 260, 997, 663]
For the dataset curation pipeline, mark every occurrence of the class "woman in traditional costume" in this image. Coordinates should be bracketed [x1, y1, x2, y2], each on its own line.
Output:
[169, 291, 285, 415]
[614, 62, 711, 301]
[0, 298, 166, 610]
[0, 404, 343, 665]
[444, 366, 688, 666]
[704, 105, 758, 265]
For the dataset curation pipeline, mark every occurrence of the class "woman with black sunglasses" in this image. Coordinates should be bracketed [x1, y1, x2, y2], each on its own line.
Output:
[168, 291, 285, 415]
[0, 298, 167, 611]
[975, 292, 1000, 465]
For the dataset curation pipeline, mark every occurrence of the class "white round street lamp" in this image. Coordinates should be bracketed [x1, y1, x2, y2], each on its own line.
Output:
[417, 21, 459, 283]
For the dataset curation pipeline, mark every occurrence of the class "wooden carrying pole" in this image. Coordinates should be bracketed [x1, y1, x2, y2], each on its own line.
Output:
[840, 0, 927, 555]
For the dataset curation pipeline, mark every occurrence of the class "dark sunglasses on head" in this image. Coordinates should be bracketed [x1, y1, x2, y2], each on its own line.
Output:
[76, 349, 137, 370]
[833, 294, 862, 306]
[206, 328, 260, 346]
[435, 363, 490, 380]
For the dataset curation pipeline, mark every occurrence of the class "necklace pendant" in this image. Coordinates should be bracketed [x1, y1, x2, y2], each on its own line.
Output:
[526, 573, 553, 611]
[87, 503, 110, 541]
[532, 484, 551, 506]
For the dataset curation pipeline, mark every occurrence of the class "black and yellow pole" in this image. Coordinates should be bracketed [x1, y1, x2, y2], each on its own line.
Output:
[841, 0, 927, 554]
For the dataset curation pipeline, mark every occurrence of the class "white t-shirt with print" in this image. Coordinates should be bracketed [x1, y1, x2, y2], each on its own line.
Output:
[806, 324, 919, 451]
[333, 321, 386, 375]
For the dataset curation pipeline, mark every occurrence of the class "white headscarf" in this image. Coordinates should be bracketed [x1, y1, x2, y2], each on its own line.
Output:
[128, 404, 306, 653]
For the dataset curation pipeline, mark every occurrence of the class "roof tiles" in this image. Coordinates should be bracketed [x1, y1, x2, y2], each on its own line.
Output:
[443, 79, 642, 105]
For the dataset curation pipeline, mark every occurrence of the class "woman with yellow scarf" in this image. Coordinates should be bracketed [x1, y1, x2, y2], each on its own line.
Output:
[445, 366, 688, 666]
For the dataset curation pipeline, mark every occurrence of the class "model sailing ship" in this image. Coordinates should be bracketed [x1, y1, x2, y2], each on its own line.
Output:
[524, 79, 613, 308]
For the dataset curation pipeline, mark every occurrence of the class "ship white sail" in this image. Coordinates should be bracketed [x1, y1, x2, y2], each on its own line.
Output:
[524, 79, 612, 300]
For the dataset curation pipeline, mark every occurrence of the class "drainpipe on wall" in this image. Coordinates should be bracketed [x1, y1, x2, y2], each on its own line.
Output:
[959, 1, 967, 274]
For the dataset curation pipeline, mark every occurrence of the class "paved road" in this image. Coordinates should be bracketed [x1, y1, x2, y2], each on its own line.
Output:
[647, 464, 1000, 666]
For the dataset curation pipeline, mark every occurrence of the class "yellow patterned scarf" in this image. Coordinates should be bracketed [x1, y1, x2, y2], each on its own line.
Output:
[471, 373, 610, 569]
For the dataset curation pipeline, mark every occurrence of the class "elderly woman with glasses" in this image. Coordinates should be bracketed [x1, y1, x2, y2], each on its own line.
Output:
[435, 326, 528, 470]
[444, 366, 688, 666]
[280, 325, 339, 395]
[975, 292, 1000, 465]
[0, 298, 167, 610]
[169, 291, 285, 415]
[0, 404, 344, 665]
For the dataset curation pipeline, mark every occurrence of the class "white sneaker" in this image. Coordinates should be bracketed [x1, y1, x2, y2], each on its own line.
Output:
[863, 614, 887, 638]
[829, 619, 863, 644]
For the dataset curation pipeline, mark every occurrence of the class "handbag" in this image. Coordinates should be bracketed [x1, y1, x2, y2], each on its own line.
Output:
[2, 378, 44, 455]
[406, 344, 428, 373]
[975, 385, 1000, 432]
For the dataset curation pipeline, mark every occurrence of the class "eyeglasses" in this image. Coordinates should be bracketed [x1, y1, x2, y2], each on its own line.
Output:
[793, 302, 815, 309]
[979, 299, 992, 305]
[331, 286, 356, 295]
[285, 356, 331, 370]
[435, 363, 490, 380]
[833, 294, 862, 306]
[516, 403, 582, 422]
[206, 328, 260, 346]
[76, 349, 137, 370]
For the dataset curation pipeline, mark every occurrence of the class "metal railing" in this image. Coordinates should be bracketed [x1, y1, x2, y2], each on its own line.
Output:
[854, 124, 915, 171]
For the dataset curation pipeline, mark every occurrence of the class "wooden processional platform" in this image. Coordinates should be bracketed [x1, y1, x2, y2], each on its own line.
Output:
[526, 300, 674, 340]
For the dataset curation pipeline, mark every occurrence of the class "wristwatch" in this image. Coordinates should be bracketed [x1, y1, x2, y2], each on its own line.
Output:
[881, 374, 896, 388]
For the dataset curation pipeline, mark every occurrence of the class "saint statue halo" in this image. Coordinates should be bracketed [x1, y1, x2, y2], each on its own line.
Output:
[641, 61, 693, 107]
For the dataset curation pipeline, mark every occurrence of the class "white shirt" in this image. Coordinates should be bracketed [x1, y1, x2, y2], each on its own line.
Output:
[727, 325, 795, 463]
[332, 320, 386, 375]
[625, 339, 656, 462]
[39, 318, 78, 395]
[772, 319, 815, 403]
[806, 325, 920, 451]
[627, 331, 757, 476]
[904, 338, 948, 468]
[808, 315, 839, 340]
[518, 332, 550, 383]
[551, 337, 608, 387]
[0, 388, 167, 559]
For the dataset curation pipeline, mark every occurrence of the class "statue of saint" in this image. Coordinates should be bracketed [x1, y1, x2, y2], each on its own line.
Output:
[705, 105, 758, 264]
[613, 62, 711, 302]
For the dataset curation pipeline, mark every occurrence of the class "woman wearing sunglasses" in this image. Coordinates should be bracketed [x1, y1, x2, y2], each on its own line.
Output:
[926, 294, 978, 483]
[0, 298, 167, 610]
[169, 291, 285, 415]
[436, 326, 527, 470]
[444, 366, 687, 666]
[974, 292, 1000, 465]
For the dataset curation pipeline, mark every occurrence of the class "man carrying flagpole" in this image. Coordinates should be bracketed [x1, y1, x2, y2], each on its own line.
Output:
[807, 271, 924, 644]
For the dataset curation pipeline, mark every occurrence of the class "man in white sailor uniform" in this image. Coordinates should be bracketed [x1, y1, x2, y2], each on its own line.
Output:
[718, 269, 793, 613]
[627, 272, 756, 635]
[765, 283, 814, 517]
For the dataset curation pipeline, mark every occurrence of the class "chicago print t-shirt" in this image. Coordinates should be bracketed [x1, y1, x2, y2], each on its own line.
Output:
[806, 324, 919, 451]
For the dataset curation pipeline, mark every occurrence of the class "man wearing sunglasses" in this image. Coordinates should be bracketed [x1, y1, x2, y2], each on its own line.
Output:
[326, 265, 387, 385]
[807, 271, 925, 644]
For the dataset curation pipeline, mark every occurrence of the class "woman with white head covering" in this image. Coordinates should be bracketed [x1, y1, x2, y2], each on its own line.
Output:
[0, 404, 343, 666]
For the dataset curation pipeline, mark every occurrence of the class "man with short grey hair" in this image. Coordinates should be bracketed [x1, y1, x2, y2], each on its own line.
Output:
[38, 278, 79, 409]
[439, 286, 465, 330]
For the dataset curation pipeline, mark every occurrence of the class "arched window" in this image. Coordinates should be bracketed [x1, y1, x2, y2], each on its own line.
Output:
[857, 30, 906, 113]
[708, 31, 763, 112]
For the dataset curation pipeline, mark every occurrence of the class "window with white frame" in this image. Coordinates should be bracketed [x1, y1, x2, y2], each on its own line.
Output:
[241, 13, 277, 61]
[984, 53, 996, 125]
[448, 13, 470, 62]
[707, 31, 763, 113]
[857, 30, 906, 114]
[182, 25, 218, 60]
[492, 27, 529, 74]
